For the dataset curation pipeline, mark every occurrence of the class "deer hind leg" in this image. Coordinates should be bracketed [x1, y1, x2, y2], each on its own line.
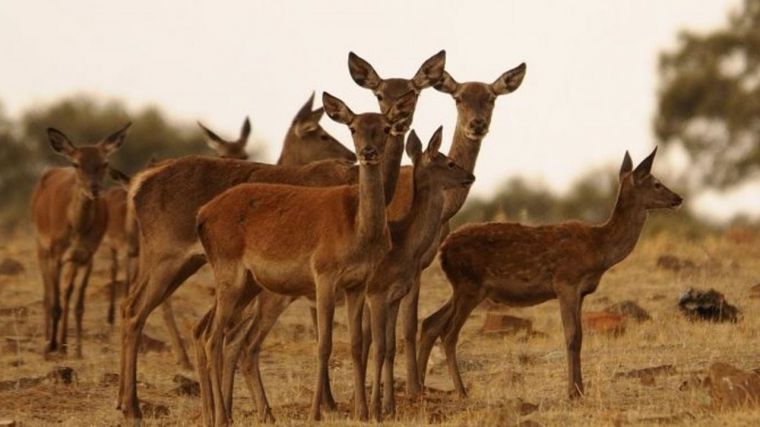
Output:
[239, 292, 295, 423]
[558, 288, 584, 399]
[309, 276, 336, 422]
[442, 291, 482, 398]
[417, 299, 454, 387]
[204, 261, 248, 427]
[161, 298, 192, 370]
[37, 246, 59, 354]
[108, 247, 119, 326]
[73, 259, 93, 358]
[400, 270, 422, 398]
[193, 305, 216, 427]
[118, 253, 205, 420]
[382, 298, 400, 416]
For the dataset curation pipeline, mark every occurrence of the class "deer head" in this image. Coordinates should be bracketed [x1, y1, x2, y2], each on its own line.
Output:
[406, 127, 475, 189]
[435, 63, 526, 139]
[287, 92, 357, 164]
[322, 91, 416, 166]
[198, 117, 251, 160]
[618, 147, 683, 209]
[348, 50, 446, 130]
[47, 123, 130, 199]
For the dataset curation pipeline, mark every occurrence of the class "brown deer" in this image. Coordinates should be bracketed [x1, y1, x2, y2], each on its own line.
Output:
[199, 116, 252, 160]
[31, 123, 130, 357]
[418, 148, 683, 399]
[117, 91, 417, 421]
[102, 167, 133, 326]
[354, 63, 527, 399]
[195, 92, 410, 425]
[189, 51, 448, 423]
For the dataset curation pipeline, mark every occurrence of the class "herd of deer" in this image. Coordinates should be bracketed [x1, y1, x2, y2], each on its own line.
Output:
[29, 50, 683, 425]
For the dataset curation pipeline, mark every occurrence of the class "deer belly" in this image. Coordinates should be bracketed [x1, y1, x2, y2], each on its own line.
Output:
[245, 255, 315, 297]
[485, 278, 556, 307]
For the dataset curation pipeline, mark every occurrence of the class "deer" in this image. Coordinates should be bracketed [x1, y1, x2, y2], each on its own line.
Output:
[417, 148, 683, 399]
[102, 117, 252, 329]
[186, 51, 448, 424]
[347, 59, 527, 401]
[31, 123, 130, 357]
[194, 92, 413, 425]
[116, 90, 420, 422]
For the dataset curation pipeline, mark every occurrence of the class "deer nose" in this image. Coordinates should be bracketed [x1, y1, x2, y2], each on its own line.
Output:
[469, 119, 487, 134]
[359, 147, 380, 164]
[672, 195, 684, 207]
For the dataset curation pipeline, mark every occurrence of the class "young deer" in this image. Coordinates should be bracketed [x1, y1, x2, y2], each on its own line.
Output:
[117, 92, 415, 421]
[418, 148, 683, 399]
[357, 63, 528, 398]
[362, 127, 474, 418]
[199, 116, 252, 160]
[31, 123, 130, 357]
[195, 92, 410, 424]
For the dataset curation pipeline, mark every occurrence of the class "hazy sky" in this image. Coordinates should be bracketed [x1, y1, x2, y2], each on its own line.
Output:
[1, 0, 755, 221]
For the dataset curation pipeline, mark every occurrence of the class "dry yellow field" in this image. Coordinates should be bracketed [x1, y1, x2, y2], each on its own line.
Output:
[1, 228, 759, 426]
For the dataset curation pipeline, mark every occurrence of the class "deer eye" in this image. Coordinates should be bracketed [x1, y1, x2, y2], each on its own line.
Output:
[454, 96, 462, 105]
[320, 134, 329, 141]
[654, 182, 662, 189]
[349, 127, 356, 134]
[383, 126, 391, 134]
[448, 161, 455, 169]
[376, 94, 384, 101]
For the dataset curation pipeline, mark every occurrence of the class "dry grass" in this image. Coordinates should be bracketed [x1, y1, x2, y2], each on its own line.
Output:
[1, 228, 760, 426]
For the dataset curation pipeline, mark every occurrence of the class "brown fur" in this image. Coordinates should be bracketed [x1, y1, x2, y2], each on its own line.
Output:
[417, 149, 683, 399]
[31, 124, 129, 357]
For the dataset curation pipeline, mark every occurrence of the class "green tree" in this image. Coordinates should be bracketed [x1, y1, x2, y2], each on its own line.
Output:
[655, 0, 760, 188]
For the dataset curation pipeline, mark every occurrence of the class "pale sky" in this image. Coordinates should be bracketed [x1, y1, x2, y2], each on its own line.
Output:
[1, 0, 755, 221]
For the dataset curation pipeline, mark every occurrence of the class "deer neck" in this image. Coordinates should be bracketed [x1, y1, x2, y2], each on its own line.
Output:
[597, 190, 647, 268]
[69, 185, 98, 235]
[356, 162, 388, 245]
[382, 133, 405, 206]
[442, 125, 482, 220]
[399, 175, 445, 259]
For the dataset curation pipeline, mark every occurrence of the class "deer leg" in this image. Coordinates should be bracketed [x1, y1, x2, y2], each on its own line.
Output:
[73, 259, 93, 358]
[238, 292, 292, 423]
[162, 297, 192, 370]
[417, 299, 453, 387]
[37, 247, 58, 354]
[442, 292, 482, 398]
[558, 289, 584, 399]
[367, 292, 388, 422]
[193, 305, 216, 427]
[400, 270, 422, 398]
[107, 248, 118, 326]
[309, 277, 336, 422]
[58, 260, 81, 353]
[382, 298, 400, 416]
[345, 286, 368, 421]
[309, 306, 318, 339]
[360, 301, 371, 382]
[118, 253, 205, 420]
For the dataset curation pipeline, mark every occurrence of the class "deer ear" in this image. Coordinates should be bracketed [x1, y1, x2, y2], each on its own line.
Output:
[101, 122, 131, 155]
[108, 167, 131, 187]
[348, 52, 382, 90]
[198, 121, 228, 151]
[411, 50, 446, 90]
[491, 63, 526, 95]
[47, 127, 77, 158]
[294, 92, 315, 122]
[620, 150, 633, 178]
[322, 92, 355, 125]
[434, 71, 459, 94]
[427, 126, 443, 156]
[239, 117, 251, 145]
[405, 129, 423, 163]
[634, 146, 657, 178]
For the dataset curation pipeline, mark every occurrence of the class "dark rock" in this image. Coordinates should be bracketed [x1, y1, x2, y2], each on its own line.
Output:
[140, 401, 170, 418]
[0, 258, 24, 276]
[615, 365, 676, 386]
[139, 333, 168, 353]
[172, 374, 200, 397]
[678, 288, 739, 322]
[101, 372, 119, 386]
[48, 366, 76, 384]
[605, 300, 651, 322]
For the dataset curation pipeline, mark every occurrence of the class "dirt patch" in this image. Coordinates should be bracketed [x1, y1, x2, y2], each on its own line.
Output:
[582, 311, 626, 335]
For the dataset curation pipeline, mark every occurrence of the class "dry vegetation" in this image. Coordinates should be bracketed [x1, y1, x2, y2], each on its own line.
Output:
[1, 226, 760, 426]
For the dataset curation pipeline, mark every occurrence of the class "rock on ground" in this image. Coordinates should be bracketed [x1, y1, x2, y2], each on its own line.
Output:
[708, 362, 760, 410]
[678, 288, 740, 322]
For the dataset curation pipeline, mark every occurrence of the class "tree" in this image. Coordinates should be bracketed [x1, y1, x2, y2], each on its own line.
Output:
[655, 0, 760, 189]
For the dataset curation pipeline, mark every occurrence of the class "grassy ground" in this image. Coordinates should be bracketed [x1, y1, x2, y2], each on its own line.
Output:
[1, 227, 759, 426]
